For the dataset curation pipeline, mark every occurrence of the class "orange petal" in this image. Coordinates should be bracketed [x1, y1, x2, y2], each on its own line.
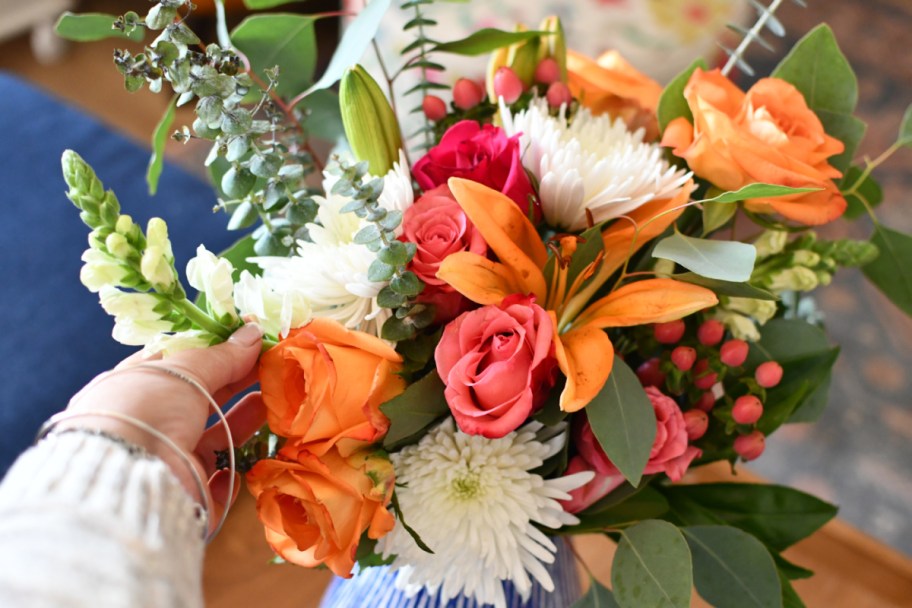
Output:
[553, 322, 615, 413]
[437, 252, 527, 306]
[577, 278, 718, 329]
[447, 178, 548, 302]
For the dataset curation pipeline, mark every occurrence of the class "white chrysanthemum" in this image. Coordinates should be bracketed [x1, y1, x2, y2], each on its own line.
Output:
[379, 419, 594, 608]
[502, 98, 692, 231]
[233, 270, 311, 338]
[378, 150, 415, 233]
[186, 245, 238, 322]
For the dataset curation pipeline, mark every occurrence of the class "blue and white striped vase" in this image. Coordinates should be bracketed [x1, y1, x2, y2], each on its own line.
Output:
[319, 538, 581, 608]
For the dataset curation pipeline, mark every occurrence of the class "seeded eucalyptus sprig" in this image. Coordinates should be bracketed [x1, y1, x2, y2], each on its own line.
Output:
[329, 158, 434, 341]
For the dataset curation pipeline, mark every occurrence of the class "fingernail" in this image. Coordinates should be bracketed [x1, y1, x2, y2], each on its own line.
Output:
[229, 322, 264, 346]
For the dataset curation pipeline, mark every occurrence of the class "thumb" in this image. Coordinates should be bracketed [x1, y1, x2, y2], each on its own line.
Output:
[165, 323, 264, 394]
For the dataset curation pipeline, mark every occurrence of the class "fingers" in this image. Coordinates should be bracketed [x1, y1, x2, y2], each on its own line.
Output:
[114, 349, 162, 370]
[162, 323, 264, 394]
[195, 392, 268, 473]
[208, 469, 241, 537]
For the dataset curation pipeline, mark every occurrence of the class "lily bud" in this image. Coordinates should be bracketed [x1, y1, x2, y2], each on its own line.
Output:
[339, 65, 402, 176]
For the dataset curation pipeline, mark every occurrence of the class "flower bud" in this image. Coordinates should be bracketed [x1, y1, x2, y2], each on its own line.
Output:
[732, 395, 763, 425]
[636, 357, 665, 388]
[422, 95, 447, 122]
[726, 297, 777, 325]
[536, 16, 567, 80]
[754, 230, 787, 258]
[453, 78, 484, 110]
[115, 214, 135, 236]
[534, 57, 561, 85]
[769, 267, 819, 292]
[792, 250, 821, 267]
[105, 232, 132, 260]
[493, 67, 523, 104]
[141, 246, 176, 290]
[697, 319, 724, 346]
[734, 430, 766, 461]
[715, 311, 760, 342]
[683, 410, 709, 440]
[755, 361, 783, 388]
[339, 65, 403, 176]
[546, 81, 572, 108]
[671, 346, 696, 372]
[720, 339, 749, 367]
[146, 218, 173, 260]
[654, 319, 685, 344]
[80, 249, 130, 293]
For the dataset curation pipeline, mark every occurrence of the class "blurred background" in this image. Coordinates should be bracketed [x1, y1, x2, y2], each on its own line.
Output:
[0, 0, 909, 606]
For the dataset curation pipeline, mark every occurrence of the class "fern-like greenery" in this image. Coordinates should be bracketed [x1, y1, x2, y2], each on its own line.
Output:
[720, 0, 808, 77]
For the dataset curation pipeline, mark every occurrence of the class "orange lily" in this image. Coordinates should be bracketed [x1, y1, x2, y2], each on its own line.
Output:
[437, 177, 718, 412]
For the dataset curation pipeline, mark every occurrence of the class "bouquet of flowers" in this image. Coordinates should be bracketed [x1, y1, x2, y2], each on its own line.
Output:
[55, 0, 911, 606]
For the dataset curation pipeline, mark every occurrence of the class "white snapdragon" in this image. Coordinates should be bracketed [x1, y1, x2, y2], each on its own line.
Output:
[233, 270, 311, 338]
[80, 249, 130, 292]
[754, 230, 788, 258]
[769, 267, 819, 292]
[140, 218, 177, 289]
[144, 330, 214, 357]
[99, 286, 172, 346]
[186, 245, 238, 323]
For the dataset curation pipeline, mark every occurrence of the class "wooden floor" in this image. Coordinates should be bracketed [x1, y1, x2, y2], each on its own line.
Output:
[3, 0, 912, 606]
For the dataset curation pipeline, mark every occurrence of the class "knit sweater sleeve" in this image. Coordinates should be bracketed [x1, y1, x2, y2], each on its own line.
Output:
[0, 431, 207, 608]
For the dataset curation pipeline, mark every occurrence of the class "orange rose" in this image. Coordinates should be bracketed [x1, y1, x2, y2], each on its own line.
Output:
[567, 49, 663, 140]
[246, 443, 395, 577]
[258, 317, 405, 456]
[661, 68, 847, 225]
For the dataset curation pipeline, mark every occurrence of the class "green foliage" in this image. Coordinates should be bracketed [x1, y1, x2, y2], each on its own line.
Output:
[653, 233, 757, 283]
[899, 104, 912, 148]
[571, 580, 620, 608]
[657, 59, 706, 133]
[431, 29, 548, 55]
[147, 97, 176, 195]
[612, 520, 692, 608]
[586, 356, 656, 487]
[380, 372, 449, 450]
[298, 90, 345, 142]
[55, 12, 144, 42]
[703, 184, 821, 205]
[243, 0, 302, 8]
[230, 14, 317, 98]
[684, 526, 782, 608]
[701, 200, 736, 235]
[673, 273, 776, 301]
[863, 225, 912, 317]
[840, 166, 883, 220]
[564, 486, 669, 534]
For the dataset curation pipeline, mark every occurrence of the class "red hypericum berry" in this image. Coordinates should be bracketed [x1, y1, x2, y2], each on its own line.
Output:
[695, 391, 716, 412]
[697, 319, 725, 346]
[734, 430, 766, 461]
[755, 361, 783, 388]
[671, 346, 696, 372]
[683, 410, 709, 440]
[493, 67, 524, 104]
[422, 95, 447, 122]
[720, 339, 749, 367]
[732, 395, 764, 425]
[452, 78, 484, 110]
[534, 57, 561, 84]
[693, 359, 718, 390]
[636, 357, 666, 388]
[654, 319, 686, 344]
[546, 81, 572, 108]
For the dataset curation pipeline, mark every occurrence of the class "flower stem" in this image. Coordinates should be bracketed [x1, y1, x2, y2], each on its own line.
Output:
[174, 298, 235, 341]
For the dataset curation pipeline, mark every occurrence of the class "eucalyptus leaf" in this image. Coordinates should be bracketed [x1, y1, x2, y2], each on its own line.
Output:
[380, 372, 449, 449]
[702, 200, 736, 235]
[899, 104, 912, 147]
[219, 235, 264, 279]
[840, 166, 883, 220]
[612, 520, 692, 608]
[146, 97, 176, 195]
[431, 29, 548, 56]
[55, 12, 145, 42]
[684, 525, 782, 608]
[231, 14, 317, 98]
[653, 233, 756, 282]
[862, 226, 912, 317]
[302, 0, 391, 97]
[586, 357, 656, 487]
[243, 0, 302, 8]
[657, 59, 706, 133]
[565, 486, 669, 534]
[703, 184, 821, 205]
[673, 273, 776, 301]
[571, 579, 621, 608]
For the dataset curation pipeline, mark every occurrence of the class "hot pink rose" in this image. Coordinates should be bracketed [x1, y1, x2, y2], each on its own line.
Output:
[401, 186, 488, 323]
[562, 386, 702, 513]
[434, 295, 557, 438]
[412, 120, 538, 218]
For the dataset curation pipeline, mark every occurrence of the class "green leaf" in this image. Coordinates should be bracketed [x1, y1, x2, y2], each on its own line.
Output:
[431, 28, 547, 56]
[243, 0, 301, 8]
[566, 486, 669, 534]
[862, 226, 912, 317]
[840, 166, 883, 220]
[703, 184, 821, 205]
[55, 12, 145, 42]
[299, 89, 345, 141]
[785, 371, 830, 424]
[702, 200, 736, 235]
[586, 356, 656, 487]
[227, 201, 259, 230]
[673, 273, 777, 301]
[302, 0, 391, 97]
[390, 271, 423, 296]
[662, 484, 837, 551]
[779, 574, 806, 608]
[368, 259, 396, 282]
[899, 104, 912, 147]
[761, 349, 839, 434]
[612, 520, 692, 608]
[353, 224, 381, 244]
[380, 372, 449, 449]
[657, 59, 706, 133]
[231, 14, 317, 98]
[571, 579, 621, 608]
[146, 97, 177, 195]
[816, 111, 866, 173]
[684, 526, 782, 608]
[653, 233, 757, 282]
[774, 554, 814, 581]
[217, 235, 263, 280]
[566, 222, 608, 293]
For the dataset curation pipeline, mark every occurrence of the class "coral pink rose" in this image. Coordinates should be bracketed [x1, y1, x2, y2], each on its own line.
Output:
[562, 387, 702, 513]
[401, 186, 488, 323]
[412, 120, 538, 219]
[434, 294, 557, 438]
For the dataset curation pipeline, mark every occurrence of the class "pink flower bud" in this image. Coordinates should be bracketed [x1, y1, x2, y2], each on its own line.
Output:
[534, 57, 561, 84]
[755, 361, 783, 388]
[636, 357, 666, 388]
[452, 78, 484, 110]
[546, 81, 572, 109]
[697, 319, 725, 346]
[734, 430, 766, 461]
[493, 67, 523, 104]
[684, 410, 709, 440]
[695, 391, 716, 412]
[693, 359, 717, 390]
[732, 395, 763, 424]
[720, 339, 749, 367]
[671, 346, 696, 372]
[422, 95, 447, 122]
[654, 320, 686, 344]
